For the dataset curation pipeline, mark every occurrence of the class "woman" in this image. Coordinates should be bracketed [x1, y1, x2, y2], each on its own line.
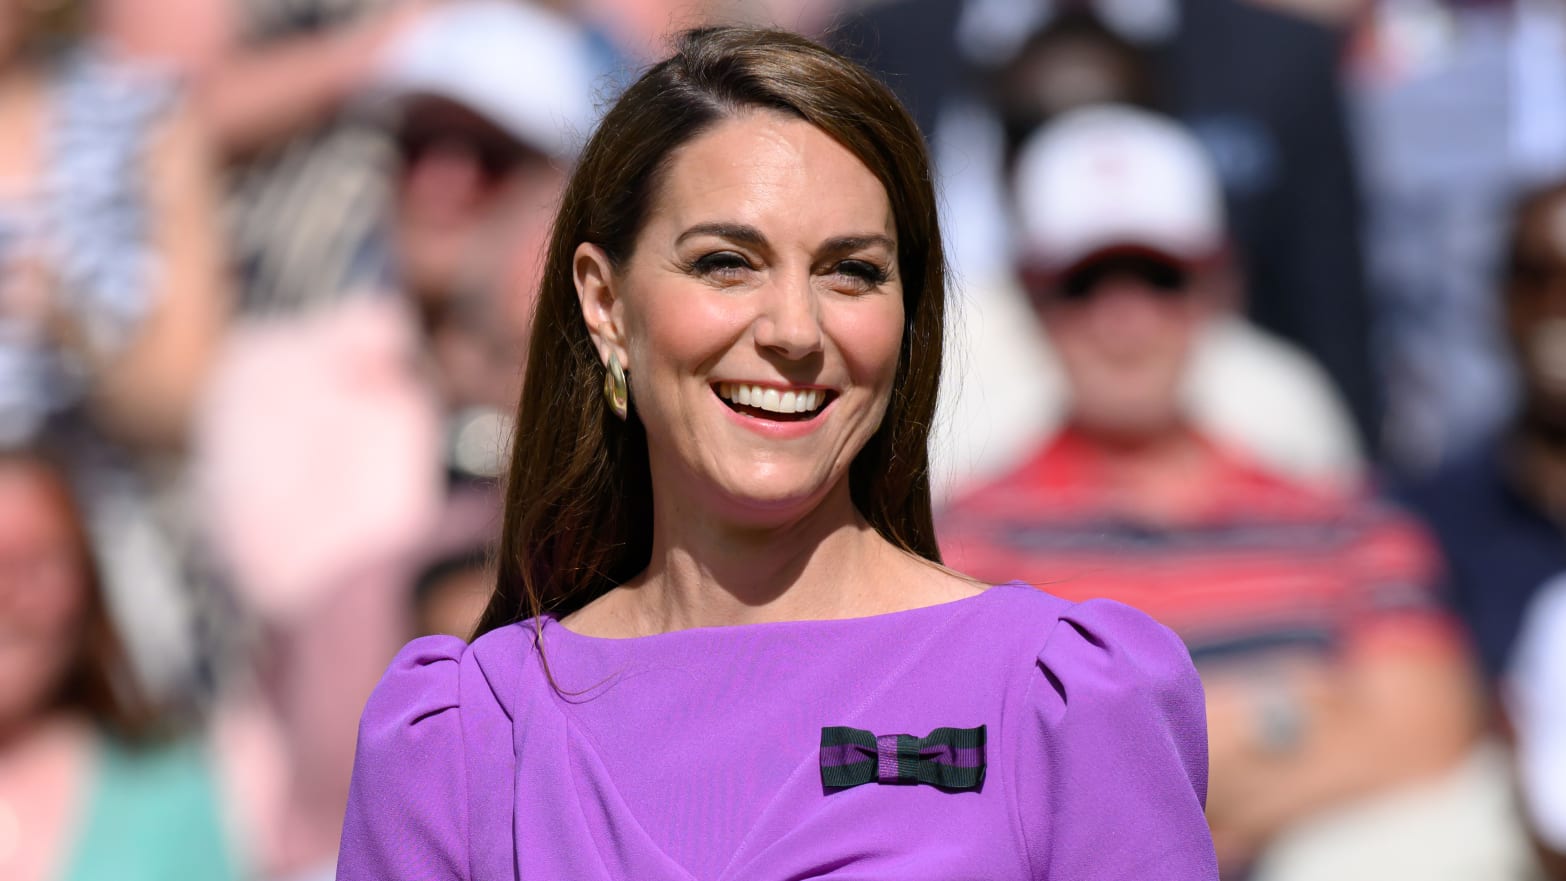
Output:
[339, 26, 1217, 880]
[0, 448, 239, 881]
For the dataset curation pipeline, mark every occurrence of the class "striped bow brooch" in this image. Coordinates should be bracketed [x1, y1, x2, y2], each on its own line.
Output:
[819, 725, 986, 790]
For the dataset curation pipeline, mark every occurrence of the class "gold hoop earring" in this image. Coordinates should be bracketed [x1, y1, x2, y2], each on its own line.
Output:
[603, 352, 628, 421]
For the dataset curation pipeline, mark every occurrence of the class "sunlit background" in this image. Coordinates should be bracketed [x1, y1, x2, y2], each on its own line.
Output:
[1, 0, 1564, 879]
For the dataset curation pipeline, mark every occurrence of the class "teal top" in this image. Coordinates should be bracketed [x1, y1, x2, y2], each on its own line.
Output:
[61, 736, 241, 881]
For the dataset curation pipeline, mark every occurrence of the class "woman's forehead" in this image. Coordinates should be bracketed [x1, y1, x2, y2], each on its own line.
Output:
[643, 113, 896, 245]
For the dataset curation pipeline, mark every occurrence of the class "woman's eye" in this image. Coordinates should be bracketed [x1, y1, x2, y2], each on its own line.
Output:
[832, 260, 890, 291]
[691, 251, 753, 279]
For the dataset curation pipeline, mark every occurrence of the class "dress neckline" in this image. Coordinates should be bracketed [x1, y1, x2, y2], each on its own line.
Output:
[541, 581, 1025, 647]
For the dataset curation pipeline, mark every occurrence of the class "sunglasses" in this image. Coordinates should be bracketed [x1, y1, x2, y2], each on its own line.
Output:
[395, 122, 535, 185]
[1509, 255, 1566, 291]
[1054, 253, 1191, 301]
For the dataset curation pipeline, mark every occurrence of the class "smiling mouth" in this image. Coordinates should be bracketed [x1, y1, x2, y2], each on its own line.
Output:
[715, 382, 834, 422]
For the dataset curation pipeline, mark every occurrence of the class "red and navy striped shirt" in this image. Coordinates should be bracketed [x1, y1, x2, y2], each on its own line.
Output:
[940, 428, 1460, 665]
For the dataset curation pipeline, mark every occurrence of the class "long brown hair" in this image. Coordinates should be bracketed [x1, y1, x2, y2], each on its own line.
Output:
[0, 448, 160, 741]
[475, 26, 948, 635]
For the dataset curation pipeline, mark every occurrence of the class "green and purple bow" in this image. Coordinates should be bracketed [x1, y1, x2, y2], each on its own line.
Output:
[819, 725, 986, 790]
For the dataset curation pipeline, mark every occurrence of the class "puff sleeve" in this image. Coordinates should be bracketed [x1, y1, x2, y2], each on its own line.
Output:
[1020, 599, 1218, 880]
[337, 636, 470, 881]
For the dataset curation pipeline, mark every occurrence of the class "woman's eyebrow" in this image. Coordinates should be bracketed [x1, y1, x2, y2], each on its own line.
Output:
[820, 234, 897, 255]
[675, 222, 767, 248]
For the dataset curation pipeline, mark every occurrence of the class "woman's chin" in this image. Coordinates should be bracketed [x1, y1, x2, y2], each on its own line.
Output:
[703, 475, 845, 529]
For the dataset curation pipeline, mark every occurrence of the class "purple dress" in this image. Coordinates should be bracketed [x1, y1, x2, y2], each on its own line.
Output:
[338, 583, 1218, 880]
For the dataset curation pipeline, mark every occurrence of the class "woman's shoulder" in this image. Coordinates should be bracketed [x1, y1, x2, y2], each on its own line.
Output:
[989, 587, 1217, 878]
[342, 627, 545, 879]
[360, 625, 544, 730]
[1001, 588, 1209, 828]
[977, 582, 1190, 656]
[973, 584, 1201, 715]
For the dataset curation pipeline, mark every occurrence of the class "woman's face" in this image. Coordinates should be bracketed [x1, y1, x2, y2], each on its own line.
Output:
[577, 112, 905, 526]
[0, 0, 51, 64]
[0, 463, 88, 730]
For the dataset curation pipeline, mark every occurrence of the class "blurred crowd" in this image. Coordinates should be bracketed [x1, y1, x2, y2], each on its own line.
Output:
[2, 0, 1566, 879]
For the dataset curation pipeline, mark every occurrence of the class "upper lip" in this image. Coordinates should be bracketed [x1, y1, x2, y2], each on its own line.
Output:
[711, 379, 837, 392]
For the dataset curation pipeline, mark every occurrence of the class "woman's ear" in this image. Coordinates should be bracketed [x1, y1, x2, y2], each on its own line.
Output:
[574, 242, 629, 368]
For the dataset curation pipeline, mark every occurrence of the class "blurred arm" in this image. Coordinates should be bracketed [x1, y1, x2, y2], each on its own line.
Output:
[266, 560, 415, 876]
[1203, 642, 1483, 870]
[87, 106, 231, 448]
[98, 0, 428, 159]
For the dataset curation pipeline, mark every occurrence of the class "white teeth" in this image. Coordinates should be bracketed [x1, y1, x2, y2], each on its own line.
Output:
[717, 383, 828, 416]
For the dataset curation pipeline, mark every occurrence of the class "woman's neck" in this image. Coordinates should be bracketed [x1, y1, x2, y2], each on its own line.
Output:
[596, 480, 911, 635]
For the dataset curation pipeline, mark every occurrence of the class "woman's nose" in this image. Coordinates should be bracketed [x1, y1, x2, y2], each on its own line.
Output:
[752, 276, 823, 359]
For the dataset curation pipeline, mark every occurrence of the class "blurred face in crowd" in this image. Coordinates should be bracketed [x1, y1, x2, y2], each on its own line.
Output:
[995, 18, 1152, 166]
[0, 1, 23, 61]
[415, 564, 490, 639]
[0, 460, 88, 732]
[428, 193, 553, 411]
[1034, 251, 1215, 441]
[576, 112, 905, 527]
[1508, 187, 1566, 431]
[394, 96, 567, 307]
[0, 0, 63, 61]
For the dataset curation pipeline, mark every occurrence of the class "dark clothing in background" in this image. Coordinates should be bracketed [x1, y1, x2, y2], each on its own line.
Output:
[1399, 435, 1566, 680]
[839, 0, 1380, 454]
[1158, 0, 1378, 454]
[830, 0, 967, 141]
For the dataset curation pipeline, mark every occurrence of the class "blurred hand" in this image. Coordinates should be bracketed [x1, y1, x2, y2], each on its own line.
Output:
[0, 249, 106, 365]
[1204, 676, 1272, 869]
[1203, 662, 1337, 870]
[0, 251, 52, 324]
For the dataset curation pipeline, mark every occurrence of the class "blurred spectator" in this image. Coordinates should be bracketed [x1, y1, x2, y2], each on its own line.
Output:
[1507, 574, 1566, 879]
[940, 107, 1494, 878]
[1351, 0, 1566, 470]
[368, 0, 591, 415]
[851, 0, 1378, 450]
[0, 0, 231, 697]
[0, 448, 240, 881]
[1162, 0, 1376, 452]
[99, 0, 441, 313]
[925, 12, 1362, 497]
[411, 548, 490, 639]
[581, 0, 844, 64]
[190, 5, 591, 872]
[1401, 180, 1566, 685]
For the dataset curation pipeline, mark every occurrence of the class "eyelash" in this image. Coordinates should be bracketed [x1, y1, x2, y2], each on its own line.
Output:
[687, 253, 891, 290]
[689, 252, 752, 279]
[834, 260, 890, 287]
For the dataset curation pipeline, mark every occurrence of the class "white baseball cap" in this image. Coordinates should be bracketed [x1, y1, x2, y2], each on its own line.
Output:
[1013, 104, 1225, 273]
[369, 0, 596, 160]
